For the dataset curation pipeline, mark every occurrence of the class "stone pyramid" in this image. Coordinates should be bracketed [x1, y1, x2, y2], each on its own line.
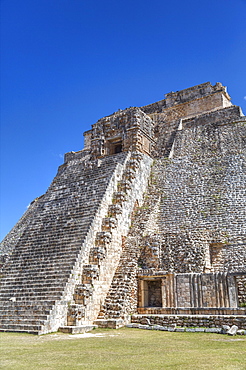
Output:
[1, 82, 245, 334]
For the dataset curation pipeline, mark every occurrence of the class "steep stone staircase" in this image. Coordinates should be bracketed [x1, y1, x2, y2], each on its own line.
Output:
[0, 150, 152, 334]
[0, 152, 130, 334]
[61, 151, 152, 331]
[99, 236, 140, 322]
[99, 160, 162, 322]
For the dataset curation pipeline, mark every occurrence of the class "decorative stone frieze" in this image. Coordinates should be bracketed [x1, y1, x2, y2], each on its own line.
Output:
[126, 159, 140, 171]
[101, 217, 118, 231]
[89, 246, 107, 264]
[131, 152, 144, 163]
[82, 265, 100, 284]
[73, 284, 93, 305]
[117, 180, 132, 193]
[123, 168, 136, 181]
[95, 232, 112, 245]
[112, 192, 127, 205]
[67, 305, 85, 326]
[108, 204, 123, 218]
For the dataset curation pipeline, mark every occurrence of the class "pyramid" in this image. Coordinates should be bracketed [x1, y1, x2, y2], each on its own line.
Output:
[1, 82, 245, 334]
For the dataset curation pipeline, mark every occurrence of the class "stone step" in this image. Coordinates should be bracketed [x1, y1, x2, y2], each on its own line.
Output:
[5, 254, 78, 263]
[0, 312, 48, 320]
[4, 254, 78, 262]
[0, 281, 67, 289]
[11, 245, 81, 253]
[15, 230, 90, 241]
[0, 307, 51, 316]
[0, 323, 42, 334]
[0, 286, 64, 296]
[0, 280, 66, 288]
[59, 325, 97, 334]
[3, 265, 76, 273]
[1, 269, 72, 277]
[0, 279, 68, 289]
[0, 318, 46, 326]
[2, 261, 76, 273]
[0, 287, 63, 296]
[0, 276, 70, 286]
[0, 302, 52, 310]
[2, 267, 75, 277]
[0, 278, 70, 288]
[0, 274, 72, 283]
[0, 275, 71, 285]
[9, 248, 82, 259]
[8, 256, 78, 264]
[0, 295, 61, 302]
[7, 245, 83, 255]
[6, 230, 86, 240]
[0, 300, 56, 308]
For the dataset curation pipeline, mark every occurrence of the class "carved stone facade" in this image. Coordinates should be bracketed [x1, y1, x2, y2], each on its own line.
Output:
[0, 82, 245, 334]
[83, 108, 155, 158]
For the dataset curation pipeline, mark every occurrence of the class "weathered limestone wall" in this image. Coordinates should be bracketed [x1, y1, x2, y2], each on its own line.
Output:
[102, 108, 246, 323]
[154, 121, 246, 273]
[183, 105, 244, 129]
[149, 95, 238, 158]
[142, 82, 231, 115]
[138, 273, 238, 309]
[131, 313, 246, 330]
[149, 92, 231, 123]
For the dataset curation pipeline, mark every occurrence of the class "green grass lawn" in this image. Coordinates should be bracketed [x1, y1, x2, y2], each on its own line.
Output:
[1, 327, 245, 370]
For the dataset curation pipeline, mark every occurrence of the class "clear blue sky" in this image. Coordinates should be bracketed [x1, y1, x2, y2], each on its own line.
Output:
[1, 0, 246, 241]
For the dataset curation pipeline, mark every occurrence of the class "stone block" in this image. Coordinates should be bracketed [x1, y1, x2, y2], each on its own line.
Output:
[228, 325, 238, 336]
[59, 325, 97, 334]
[125, 324, 134, 328]
[159, 327, 168, 331]
[221, 325, 230, 334]
[175, 327, 185, 332]
[138, 324, 149, 329]
[205, 328, 222, 334]
[152, 325, 163, 330]
[237, 329, 246, 335]
[168, 327, 175, 332]
[195, 328, 205, 332]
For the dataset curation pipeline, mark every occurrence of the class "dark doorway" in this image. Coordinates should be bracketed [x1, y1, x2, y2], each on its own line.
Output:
[147, 280, 162, 307]
[114, 143, 122, 154]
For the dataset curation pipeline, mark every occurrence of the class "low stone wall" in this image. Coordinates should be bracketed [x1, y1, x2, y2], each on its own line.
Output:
[132, 313, 246, 330]
[137, 307, 246, 315]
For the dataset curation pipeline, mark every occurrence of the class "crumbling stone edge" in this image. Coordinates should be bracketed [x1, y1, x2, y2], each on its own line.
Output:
[125, 323, 246, 335]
